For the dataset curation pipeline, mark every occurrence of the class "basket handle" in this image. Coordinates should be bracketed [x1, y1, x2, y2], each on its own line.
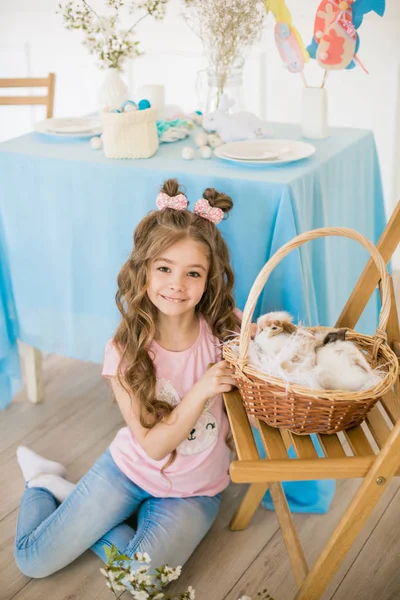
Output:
[239, 227, 390, 361]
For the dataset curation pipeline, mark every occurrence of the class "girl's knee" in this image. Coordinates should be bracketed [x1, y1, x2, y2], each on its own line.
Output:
[188, 495, 221, 530]
[126, 494, 221, 566]
[14, 547, 58, 579]
[15, 557, 53, 579]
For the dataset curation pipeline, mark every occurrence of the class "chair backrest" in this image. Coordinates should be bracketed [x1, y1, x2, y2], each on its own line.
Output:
[0, 73, 55, 118]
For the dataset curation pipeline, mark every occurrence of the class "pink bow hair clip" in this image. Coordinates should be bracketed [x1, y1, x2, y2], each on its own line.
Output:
[193, 198, 224, 225]
[156, 192, 188, 211]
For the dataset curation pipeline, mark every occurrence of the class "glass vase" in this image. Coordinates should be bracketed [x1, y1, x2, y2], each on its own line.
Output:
[196, 57, 245, 114]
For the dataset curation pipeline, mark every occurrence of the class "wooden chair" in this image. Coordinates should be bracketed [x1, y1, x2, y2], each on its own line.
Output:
[0, 73, 55, 118]
[223, 201, 400, 600]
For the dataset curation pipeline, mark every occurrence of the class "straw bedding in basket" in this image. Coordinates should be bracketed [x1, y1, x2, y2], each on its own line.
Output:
[223, 228, 399, 435]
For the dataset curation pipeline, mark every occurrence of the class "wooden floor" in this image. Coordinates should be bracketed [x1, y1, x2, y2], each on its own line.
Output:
[1, 277, 399, 600]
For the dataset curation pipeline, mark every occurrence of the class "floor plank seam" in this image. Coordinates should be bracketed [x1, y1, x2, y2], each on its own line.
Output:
[329, 483, 400, 600]
[222, 520, 282, 600]
[2, 382, 115, 460]
[7, 577, 32, 600]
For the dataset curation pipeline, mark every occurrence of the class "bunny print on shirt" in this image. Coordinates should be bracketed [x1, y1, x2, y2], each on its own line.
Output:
[155, 379, 219, 456]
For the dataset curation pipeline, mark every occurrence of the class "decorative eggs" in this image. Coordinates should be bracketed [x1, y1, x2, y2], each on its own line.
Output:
[121, 100, 137, 112]
[194, 131, 209, 148]
[181, 147, 195, 160]
[198, 145, 212, 159]
[138, 99, 151, 110]
[90, 136, 103, 150]
[108, 99, 151, 114]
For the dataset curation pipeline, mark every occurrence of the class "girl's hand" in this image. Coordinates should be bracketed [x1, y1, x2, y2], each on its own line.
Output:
[194, 361, 236, 402]
[250, 322, 258, 339]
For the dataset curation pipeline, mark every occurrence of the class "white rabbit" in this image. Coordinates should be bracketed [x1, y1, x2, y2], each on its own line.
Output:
[249, 311, 322, 388]
[202, 95, 270, 143]
[315, 331, 383, 392]
[252, 311, 297, 359]
[249, 315, 383, 392]
[253, 311, 320, 364]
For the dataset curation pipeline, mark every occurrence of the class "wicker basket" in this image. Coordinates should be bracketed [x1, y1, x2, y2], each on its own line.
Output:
[101, 107, 159, 159]
[223, 227, 399, 435]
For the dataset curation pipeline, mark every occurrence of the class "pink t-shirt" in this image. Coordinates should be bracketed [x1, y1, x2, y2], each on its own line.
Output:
[102, 315, 231, 498]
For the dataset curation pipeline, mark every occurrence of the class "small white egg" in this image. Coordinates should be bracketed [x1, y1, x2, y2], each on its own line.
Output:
[181, 147, 195, 160]
[123, 101, 138, 113]
[194, 131, 209, 148]
[207, 133, 223, 149]
[198, 145, 212, 159]
[90, 136, 103, 150]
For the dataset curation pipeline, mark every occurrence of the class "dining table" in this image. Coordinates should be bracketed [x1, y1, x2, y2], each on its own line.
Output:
[0, 122, 387, 408]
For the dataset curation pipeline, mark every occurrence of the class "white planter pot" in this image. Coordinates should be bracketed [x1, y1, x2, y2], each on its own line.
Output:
[101, 107, 159, 159]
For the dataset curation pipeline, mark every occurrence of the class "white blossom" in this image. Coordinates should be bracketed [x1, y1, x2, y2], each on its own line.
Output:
[142, 552, 151, 563]
[187, 586, 196, 599]
[131, 590, 150, 600]
[58, 0, 168, 70]
[100, 545, 197, 599]
[136, 571, 151, 585]
[135, 551, 144, 561]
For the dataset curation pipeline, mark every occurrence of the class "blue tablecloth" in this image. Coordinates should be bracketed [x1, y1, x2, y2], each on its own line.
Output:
[0, 123, 386, 410]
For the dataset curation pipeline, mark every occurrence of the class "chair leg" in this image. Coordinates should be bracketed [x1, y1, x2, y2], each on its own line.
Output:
[230, 482, 268, 530]
[21, 343, 44, 404]
[269, 482, 308, 586]
[295, 422, 400, 600]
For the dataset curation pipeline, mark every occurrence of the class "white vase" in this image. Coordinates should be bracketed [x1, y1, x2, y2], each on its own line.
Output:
[97, 68, 129, 112]
[138, 84, 165, 119]
[301, 87, 329, 140]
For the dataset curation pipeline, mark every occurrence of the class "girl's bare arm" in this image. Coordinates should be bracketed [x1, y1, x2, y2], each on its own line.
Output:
[111, 361, 236, 461]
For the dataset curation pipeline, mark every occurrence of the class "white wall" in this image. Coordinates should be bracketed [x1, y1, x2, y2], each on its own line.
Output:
[1, 0, 399, 222]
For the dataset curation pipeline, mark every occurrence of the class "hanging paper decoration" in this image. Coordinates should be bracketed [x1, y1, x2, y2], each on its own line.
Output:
[307, 0, 385, 71]
[264, 0, 309, 74]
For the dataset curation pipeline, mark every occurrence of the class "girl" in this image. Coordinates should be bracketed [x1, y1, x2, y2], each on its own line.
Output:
[14, 178, 240, 578]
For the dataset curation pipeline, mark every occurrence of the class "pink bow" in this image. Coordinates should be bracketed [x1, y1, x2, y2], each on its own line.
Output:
[156, 192, 188, 211]
[193, 198, 224, 225]
[340, 19, 356, 36]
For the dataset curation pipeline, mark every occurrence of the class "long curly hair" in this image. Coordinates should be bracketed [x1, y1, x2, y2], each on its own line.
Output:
[113, 178, 239, 467]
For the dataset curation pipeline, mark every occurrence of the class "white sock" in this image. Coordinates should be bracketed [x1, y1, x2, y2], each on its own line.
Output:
[16, 446, 67, 482]
[28, 474, 76, 502]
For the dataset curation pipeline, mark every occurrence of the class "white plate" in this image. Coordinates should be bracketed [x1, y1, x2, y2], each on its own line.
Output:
[215, 139, 316, 165]
[35, 116, 102, 137]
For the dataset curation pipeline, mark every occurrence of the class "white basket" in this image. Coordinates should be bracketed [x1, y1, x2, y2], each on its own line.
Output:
[101, 107, 159, 159]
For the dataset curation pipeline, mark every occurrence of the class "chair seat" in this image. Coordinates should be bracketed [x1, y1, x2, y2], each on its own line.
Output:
[224, 388, 400, 485]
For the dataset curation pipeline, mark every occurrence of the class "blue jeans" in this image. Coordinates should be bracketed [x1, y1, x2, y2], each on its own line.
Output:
[15, 449, 221, 578]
